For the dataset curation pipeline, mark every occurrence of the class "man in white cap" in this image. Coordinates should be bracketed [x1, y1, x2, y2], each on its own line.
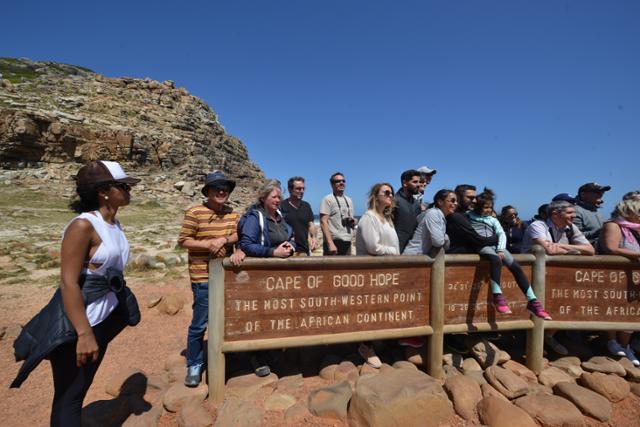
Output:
[416, 165, 437, 209]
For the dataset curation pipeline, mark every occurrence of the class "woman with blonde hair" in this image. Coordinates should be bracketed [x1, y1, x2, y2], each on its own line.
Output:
[599, 198, 640, 366]
[355, 182, 399, 256]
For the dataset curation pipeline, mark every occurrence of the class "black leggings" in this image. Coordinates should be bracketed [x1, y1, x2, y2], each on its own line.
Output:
[480, 252, 532, 296]
[50, 309, 125, 427]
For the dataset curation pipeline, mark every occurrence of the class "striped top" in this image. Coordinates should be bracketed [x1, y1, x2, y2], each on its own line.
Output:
[178, 203, 239, 282]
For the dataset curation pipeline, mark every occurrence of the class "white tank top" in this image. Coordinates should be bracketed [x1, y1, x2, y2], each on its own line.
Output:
[63, 211, 130, 326]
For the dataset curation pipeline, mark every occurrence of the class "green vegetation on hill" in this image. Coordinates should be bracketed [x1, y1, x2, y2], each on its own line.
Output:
[0, 57, 94, 83]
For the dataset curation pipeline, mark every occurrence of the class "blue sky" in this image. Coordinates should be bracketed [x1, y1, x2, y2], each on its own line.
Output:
[2, 1, 639, 218]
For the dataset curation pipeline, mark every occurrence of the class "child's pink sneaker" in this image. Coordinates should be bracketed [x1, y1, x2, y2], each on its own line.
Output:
[527, 299, 552, 320]
[492, 294, 512, 314]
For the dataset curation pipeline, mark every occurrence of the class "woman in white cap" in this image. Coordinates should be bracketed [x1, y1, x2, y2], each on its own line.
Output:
[11, 160, 141, 427]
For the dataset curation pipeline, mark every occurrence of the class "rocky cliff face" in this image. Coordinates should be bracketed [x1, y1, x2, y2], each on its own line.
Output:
[0, 57, 264, 204]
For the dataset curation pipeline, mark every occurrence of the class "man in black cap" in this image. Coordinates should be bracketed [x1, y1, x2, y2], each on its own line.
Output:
[574, 182, 611, 247]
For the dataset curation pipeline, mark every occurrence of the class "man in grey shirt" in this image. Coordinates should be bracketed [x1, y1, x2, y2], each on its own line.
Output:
[320, 172, 357, 255]
[573, 182, 611, 247]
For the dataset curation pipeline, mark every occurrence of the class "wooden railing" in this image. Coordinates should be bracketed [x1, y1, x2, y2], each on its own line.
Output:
[207, 246, 640, 402]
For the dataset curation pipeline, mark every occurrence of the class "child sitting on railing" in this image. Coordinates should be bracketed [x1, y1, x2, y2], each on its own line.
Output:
[467, 188, 551, 320]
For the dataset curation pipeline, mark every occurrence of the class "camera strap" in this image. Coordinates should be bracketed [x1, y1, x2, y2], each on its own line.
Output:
[334, 194, 351, 223]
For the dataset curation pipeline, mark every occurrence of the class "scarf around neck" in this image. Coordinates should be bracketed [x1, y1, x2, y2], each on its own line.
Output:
[613, 218, 640, 245]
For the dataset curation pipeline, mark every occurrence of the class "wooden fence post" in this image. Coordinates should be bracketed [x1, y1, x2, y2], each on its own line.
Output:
[427, 248, 445, 378]
[526, 245, 545, 374]
[208, 258, 226, 403]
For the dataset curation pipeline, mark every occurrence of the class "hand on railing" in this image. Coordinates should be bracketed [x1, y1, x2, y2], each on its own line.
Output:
[229, 249, 246, 266]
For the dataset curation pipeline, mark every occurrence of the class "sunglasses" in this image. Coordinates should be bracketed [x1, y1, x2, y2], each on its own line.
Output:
[332, 179, 346, 184]
[111, 182, 132, 192]
[379, 190, 393, 197]
[293, 186, 305, 191]
[211, 185, 231, 193]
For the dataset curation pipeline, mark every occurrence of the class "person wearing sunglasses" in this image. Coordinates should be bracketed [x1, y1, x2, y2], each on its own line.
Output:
[354, 183, 399, 368]
[178, 171, 240, 386]
[12, 160, 141, 427]
[499, 205, 526, 254]
[320, 172, 357, 255]
[392, 169, 423, 253]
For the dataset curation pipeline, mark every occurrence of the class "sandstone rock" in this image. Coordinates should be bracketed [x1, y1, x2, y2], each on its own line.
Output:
[174, 181, 186, 190]
[477, 396, 538, 427]
[538, 366, 575, 388]
[133, 253, 156, 269]
[393, 360, 418, 370]
[445, 374, 482, 421]
[214, 396, 264, 427]
[276, 374, 304, 395]
[265, 392, 297, 411]
[550, 357, 585, 379]
[464, 370, 487, 386]
[470, 337, 510, 368]
[157, 294, 185, 315]
[554, 382, 612, 422]
[146, 295, 163, 308]
[484, 365, 529, 399]
[163, 383, 208, 412]
[334, 361, 359, 384]
[503, 360, 537, 383]
[319, 363, 338, 380]
[319, 354, 341, 380]
[618, 357, 640, 382]
[360, 363, 380, 376]
[285, 402, 312, 422]
[308, 381, 352, 420]
[481, 383, 509, 402]
[443, 364, 461, 378]
[631, 382, 640, 397]
[462, 357, 483, 373]
[514, 393, 585, 427]
[581, 356, 626, 376]
[226, 372, 278, 399]
[348, 367, 453, 427]
[177, 401, 212, 427]
[105, 368, 147, 397]
[579, 371, 630, 402]
[167, 364, 185, 383]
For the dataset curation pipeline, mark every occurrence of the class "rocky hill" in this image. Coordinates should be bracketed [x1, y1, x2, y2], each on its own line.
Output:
[0, 57, 264, 205]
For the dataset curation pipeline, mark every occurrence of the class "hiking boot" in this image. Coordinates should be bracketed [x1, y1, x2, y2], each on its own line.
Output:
[607, 339, 626, 357]
[398, 337, 425, 348]
[184, 364, 203, 387]
[492, 294, 512, 314]
[625, 345, 640, 367]
[545, 333, 568, 356]
[527, 299, 552, 320]
[358, 343, 382, 369]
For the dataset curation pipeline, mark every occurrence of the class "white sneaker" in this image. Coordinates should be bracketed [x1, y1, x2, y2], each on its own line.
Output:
[625, 345, 640, 367]
[607, 340, 626, 357]
[544, 334, 568, 356]
[358, 343, 382, 369]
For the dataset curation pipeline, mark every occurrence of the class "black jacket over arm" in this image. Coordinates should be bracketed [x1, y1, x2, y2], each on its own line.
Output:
[446, 211, 499, 253]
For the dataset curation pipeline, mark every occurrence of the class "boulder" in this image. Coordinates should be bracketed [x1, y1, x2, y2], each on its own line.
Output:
[177, 401, 212, 427]
[464, 370, 487, 386]
[348, 367, 453, 427]
[618, 357, 640, 382]
[503, 360, 537, 383]
[319, 354, 341, 380]
[264, 392, 297, 411]
[631, 382, 640, 397]
[444, 374, 482, 421]
[549, 357, 584, 379]
[462, 357, 483, 374]
[334, 361, 359, 384]
[285, 402, 312, 422]
[554, 382, 611, 422]
[146, 295, 163, 308]
[477, 396, 538, 427]
[308, 381, 352, 420]
[481, 383, 509, 402]
[163, 383, 208, 412]
[581, 356, 626, 376]
[514, 393, 585, 427]
[443, 365, 461, 378]
[579, 372, 630, 402]
[360, 363, 380, 376]
[214, 396, 264, 427]
[484, 365, 529, 399]
[470, 338, 510, 368]
[226, 373, 278, 399]
[276, 374, 304, 395]
[538, 366, 576, 388]
[393, 360, 418, 371]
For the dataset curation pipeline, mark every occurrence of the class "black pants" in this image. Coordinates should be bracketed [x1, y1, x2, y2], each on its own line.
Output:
[480, 252, 532, 296]
[323, 239, 351, 255]
[50, 309, 126, 427]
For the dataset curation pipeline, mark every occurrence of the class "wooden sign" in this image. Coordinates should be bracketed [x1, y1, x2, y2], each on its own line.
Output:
[224, 266, 430, 341]
[545, 265, 640, 322]
[444, 263, 532, 325]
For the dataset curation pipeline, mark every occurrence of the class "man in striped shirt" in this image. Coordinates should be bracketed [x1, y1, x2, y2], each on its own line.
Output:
[178, 171, 239, 387]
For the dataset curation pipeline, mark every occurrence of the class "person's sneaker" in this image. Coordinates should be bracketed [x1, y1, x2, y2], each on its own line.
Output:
[607, 340, 626, 357]
[545, 333, 568, 356]
[492, 294, 512, 314]
[398, 337, 425, 348]
[358, 343, 382, 369]
[527, 299, 552, 320]
[625, 345, 640, 367]
[184, 364, 203, 387]
[250, 355, 271, 377]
